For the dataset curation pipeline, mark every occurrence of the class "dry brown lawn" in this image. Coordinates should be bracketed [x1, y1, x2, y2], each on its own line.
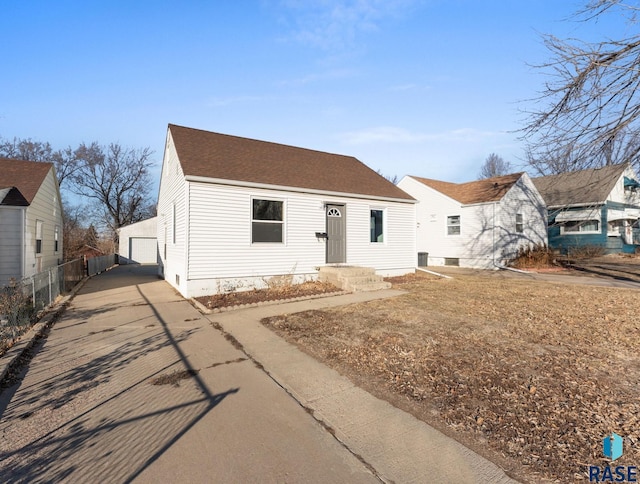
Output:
[262, 272, 640, 483]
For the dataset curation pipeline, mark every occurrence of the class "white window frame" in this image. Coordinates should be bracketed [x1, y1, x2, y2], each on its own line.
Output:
[251, 197, 285, 244]
[36, 220, 44, 255]
[447, 215, 461, 236]
[370, 208, 385, 244]
[172, 202, 176, 244]
[516, 213, 524, 233]
[560, 220, 601, 235]
[54, 225, 60, 253]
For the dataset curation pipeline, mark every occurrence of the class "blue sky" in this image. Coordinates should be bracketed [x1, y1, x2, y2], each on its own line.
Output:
[0, 0, 621, 191]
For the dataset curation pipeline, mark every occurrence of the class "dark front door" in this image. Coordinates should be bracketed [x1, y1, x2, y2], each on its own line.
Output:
[326, 204, 346, 263]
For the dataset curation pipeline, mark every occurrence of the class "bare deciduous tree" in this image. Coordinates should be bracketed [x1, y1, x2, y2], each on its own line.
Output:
[478, 153, 513, 179]
[71, 142, 155, 240]
[522, 1, 640, 174]
[376, 169, 399, 184]
[0, 137, 80, 187]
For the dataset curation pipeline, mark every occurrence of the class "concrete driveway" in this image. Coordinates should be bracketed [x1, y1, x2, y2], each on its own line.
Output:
[0, 264, 518, 483]
[0, 265, 375, 483]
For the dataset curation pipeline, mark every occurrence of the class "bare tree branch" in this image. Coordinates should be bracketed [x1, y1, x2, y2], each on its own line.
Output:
[71, 142, 155, 240]
[478, 153, 513, 179]
[521, 1, 640, 174]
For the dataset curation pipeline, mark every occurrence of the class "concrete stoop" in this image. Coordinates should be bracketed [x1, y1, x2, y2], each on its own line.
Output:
[318, 266, 392, 292]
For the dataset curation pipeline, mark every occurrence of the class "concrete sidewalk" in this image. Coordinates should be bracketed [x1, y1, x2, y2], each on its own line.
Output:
[0, 265, 517, 483]
[209, 294, 517, 484]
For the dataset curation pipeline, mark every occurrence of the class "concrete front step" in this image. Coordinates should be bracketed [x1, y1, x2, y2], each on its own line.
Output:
[318, 266, 391, 292]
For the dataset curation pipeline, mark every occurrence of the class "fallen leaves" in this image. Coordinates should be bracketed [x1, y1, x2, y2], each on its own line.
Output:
[262, 272, 640, 483]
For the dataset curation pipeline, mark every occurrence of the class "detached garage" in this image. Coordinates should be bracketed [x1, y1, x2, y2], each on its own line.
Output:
[118, 217, 158, 264]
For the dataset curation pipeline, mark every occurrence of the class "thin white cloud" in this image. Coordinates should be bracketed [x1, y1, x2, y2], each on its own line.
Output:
[340, 126, 503, 145]
[206, 95, 269, 107]
[277, 67, 357, 86]
[276, 0, 419, 50]
[388, 83, 419, 92]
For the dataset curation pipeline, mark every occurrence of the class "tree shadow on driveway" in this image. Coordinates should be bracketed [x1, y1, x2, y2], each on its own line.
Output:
[0, 265, 240, 483]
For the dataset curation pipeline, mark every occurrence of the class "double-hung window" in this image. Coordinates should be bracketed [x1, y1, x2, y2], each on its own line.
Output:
[252, 199, 284, 243]
[563, 220, 599, 233]
[370, 209, 384, 243]
[36, 220, 43, 254]
[447, 215, 460, 235]
[516, 214, 524, 233]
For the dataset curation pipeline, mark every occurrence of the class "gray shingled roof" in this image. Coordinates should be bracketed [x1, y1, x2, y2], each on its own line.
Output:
[0, 158, 53, 203]
[168, 124, 414, 201]
[532, 164, 627, 207]
[410, 172, 524, 204]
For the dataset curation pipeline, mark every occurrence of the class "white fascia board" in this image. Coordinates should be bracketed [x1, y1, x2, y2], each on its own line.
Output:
[184, 175, 417, 204]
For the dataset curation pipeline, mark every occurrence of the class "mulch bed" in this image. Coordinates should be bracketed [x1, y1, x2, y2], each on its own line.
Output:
[195, 281, 341, 310]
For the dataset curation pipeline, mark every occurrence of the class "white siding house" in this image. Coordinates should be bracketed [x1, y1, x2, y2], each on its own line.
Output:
[0, 159, 64, 286]
[157, 124, 416, 298]
[398, 172, 547, 269]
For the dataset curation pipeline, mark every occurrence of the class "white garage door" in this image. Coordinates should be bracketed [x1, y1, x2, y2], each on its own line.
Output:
[129, 237, 158, 264]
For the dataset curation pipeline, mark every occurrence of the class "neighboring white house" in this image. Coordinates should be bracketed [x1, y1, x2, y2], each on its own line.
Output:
[118, 216, 158, 264]
[157, 124, 416, 298]
[398, 172, 547, 269]
[0, 158, 64, 286]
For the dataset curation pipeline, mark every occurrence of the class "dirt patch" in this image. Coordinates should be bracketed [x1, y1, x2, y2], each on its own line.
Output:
[262, 273, 640, 483]
[149, 369, 199, 387]
[195, 281, 341, 310]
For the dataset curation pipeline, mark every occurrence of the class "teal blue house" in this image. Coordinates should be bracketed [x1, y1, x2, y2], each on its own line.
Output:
[533, 164, 640, 255]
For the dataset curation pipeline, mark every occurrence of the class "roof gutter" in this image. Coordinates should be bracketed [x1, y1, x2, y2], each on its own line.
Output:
[184, 175, 417, 204]
[547, 201, 605, 209]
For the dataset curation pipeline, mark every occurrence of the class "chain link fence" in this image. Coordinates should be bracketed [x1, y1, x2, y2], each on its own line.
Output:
[0, 256, 116, 354]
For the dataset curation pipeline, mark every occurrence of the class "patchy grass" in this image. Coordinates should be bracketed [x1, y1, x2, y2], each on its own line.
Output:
[262, 272, 640, 483]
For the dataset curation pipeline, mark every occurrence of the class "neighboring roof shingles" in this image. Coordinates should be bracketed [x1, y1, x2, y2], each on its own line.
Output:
[532, 164, 627, 207]
[410, 173, 524, 204]
[0, 158, 53, 203]
[168, 124, 414, 200]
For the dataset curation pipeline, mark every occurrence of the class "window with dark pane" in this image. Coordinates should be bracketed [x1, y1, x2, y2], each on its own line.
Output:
[370, 209, 384, 243]
[252, 199, 284, 243]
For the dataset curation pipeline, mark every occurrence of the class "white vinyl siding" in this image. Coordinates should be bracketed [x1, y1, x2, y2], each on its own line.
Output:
[23, 168, 64, 278]
[399, 174, 547, 269]
[0, 207, 24, 286]
[184, 182, 415, 297]
[156, 131, 188, 293]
